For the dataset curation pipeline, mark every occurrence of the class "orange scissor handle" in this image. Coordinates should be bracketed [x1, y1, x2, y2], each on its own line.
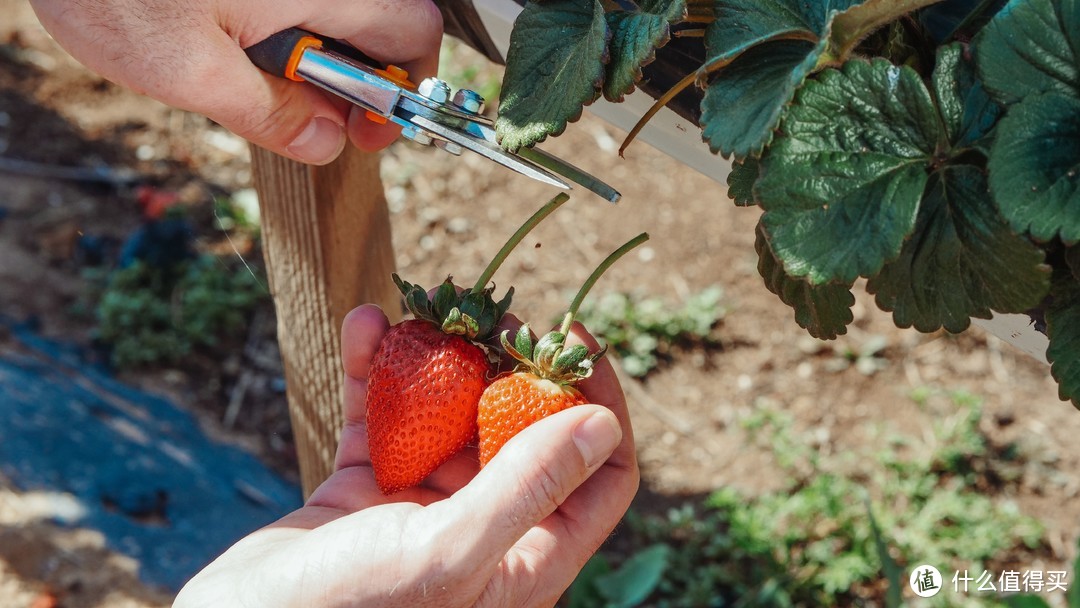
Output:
[247, 29, 417, 125]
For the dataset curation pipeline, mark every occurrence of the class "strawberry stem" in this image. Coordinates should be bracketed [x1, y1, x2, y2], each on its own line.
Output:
[559, 232, 650, 336]
[472, 193, 570, 293]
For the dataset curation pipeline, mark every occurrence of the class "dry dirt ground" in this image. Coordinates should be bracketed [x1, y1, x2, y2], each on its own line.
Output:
[2, 1, 1080, 606]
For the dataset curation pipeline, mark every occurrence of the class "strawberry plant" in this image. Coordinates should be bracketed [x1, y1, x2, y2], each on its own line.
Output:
[496, 0, 1080, 409]
[365, 193, 569, 493]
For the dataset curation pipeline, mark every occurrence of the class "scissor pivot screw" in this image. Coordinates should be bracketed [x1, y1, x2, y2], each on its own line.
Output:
[452, 90, 485, 115]
[417, 77, 451, 104]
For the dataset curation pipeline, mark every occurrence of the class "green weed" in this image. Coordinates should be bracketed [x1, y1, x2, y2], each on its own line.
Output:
[94, 255, 267, 367]
[572, 396, 1046, 607]
[575, 287, 726, 377]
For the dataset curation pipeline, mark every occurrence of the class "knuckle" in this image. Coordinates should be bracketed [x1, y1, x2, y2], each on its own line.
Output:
[515, 457, 570, 522]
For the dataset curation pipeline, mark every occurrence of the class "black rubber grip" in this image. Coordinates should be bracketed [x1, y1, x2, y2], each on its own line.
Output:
[244, 28, 315, 78]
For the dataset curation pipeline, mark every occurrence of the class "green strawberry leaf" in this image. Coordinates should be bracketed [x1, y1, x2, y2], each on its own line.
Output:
[707, 0, 866, 62]
[867, 166, 1050, 332]
[697, 0, 950, 159]
[975, 0, 1080, 106]
[604, 0, 687, 102]
[975, 0, 1080, 244]
[594, 544, 670, 608]
[932, 43, 1003, 148]
[727, 157, 761, 206]
[756, 223, 855, 339]
[698, 0, 867, 158]
[987, 92, 1080, 244]
[700, 39, 825, 158]
[496, 0, 610, 152]
[1047, 271, 1080, 408]
[567, 555, 611, 608]
[756, 59, 942, 285]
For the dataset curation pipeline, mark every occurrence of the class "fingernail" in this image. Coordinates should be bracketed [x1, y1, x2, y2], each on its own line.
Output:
[286, 117, 346, 165]
[573, 410, 622, 468]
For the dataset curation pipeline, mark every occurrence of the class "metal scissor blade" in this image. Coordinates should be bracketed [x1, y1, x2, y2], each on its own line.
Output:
[405, 114, 571, 190]
[516, 147, 621, 203]
[458, 118, 621, 203]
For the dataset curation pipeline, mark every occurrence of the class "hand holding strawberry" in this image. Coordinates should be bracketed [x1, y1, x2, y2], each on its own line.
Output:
[175, 304, 639, 608]
[365, 194, 570, 493]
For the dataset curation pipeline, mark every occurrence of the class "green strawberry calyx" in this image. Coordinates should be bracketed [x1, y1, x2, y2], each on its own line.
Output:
[394, 274, 512, 342]
[500, 322, 606, 385]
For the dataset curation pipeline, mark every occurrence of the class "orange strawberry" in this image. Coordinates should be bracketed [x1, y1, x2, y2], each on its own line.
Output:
[477, 232, 649, 466]
[366, 194, 570, 494]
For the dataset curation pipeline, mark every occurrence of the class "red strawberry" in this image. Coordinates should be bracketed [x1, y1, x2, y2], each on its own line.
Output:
[366, 194, 570, 494]
[367, 317, 492, 493]
[477, 232, 649, 466]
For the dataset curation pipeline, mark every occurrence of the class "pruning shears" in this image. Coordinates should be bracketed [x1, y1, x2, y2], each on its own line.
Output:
[245, 28, 620, 203]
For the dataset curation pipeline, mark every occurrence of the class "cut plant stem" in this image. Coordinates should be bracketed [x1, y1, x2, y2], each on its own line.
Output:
[472, 193, 570, 293]
[558, 232, 650, 336]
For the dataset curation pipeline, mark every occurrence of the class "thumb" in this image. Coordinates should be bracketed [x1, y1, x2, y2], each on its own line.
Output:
[434, 405, 623, 564]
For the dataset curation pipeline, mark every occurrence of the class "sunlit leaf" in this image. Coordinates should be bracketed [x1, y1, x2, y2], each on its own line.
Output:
[867, 166, 1050, 333]
[697, 0, 866, 158]
[700, 39, 825, 158]
[496, 0, 609, 152]
[604, 0, 687, 101]
[757, 59, 942, 284]
[756, 223, 855, 339]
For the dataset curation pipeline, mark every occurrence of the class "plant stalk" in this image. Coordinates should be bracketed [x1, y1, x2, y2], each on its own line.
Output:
[559, 232, 650, 336]
[472, 193, 570, 293]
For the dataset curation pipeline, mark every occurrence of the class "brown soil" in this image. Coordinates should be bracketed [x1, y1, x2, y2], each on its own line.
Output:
[1, 1, 1078, 605]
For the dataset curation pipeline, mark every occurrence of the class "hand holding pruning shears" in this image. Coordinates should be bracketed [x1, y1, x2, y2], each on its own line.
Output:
[30, 0, 620, 200]
[29, 0, 444, 164]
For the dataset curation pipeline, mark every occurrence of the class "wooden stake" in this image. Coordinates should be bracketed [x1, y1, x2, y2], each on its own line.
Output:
[252, 145, 400, 497]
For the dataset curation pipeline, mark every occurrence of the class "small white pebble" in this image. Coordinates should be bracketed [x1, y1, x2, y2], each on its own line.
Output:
[736, 374, 753, 391]
[447, 217, 471, 234]
[136, 144, 156, 161]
